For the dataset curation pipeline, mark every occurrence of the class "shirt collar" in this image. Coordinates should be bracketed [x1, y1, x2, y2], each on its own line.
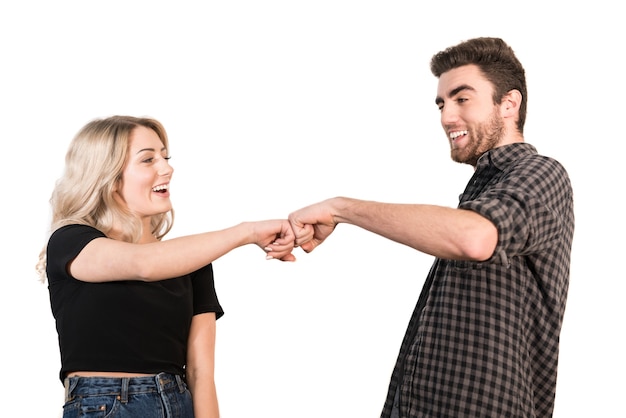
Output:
[475, 142, 538, 171]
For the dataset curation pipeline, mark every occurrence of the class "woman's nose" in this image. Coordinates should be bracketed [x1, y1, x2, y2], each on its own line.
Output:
[157, 158, 174, 176]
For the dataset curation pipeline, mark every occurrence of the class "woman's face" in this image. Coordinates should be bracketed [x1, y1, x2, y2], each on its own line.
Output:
[114, 125, 174, 219]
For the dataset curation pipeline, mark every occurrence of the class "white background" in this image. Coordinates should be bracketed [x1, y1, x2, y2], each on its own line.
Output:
[1, 1, 623, 417]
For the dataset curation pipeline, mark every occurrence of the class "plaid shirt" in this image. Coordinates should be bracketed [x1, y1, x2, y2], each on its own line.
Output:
[381, 143, 574, 418]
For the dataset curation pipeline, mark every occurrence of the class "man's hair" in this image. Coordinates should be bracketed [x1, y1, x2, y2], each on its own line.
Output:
[430, 37, 527, 133]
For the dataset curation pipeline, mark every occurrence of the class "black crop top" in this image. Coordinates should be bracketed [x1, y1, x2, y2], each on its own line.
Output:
[47, 224, 224, 382]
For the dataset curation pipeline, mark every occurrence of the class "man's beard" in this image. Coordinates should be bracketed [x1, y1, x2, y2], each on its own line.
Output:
[451, 109, 504, 166]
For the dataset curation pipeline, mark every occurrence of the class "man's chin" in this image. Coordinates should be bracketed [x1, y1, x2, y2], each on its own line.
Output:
[451, 150, 467, 163]
[451, 152, 477, 166]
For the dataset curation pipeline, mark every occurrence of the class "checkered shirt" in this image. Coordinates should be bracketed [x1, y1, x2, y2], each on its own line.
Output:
[381, 143, 575, 418]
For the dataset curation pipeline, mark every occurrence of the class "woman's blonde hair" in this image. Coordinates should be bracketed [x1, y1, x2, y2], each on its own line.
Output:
[36, 115, 174, 281]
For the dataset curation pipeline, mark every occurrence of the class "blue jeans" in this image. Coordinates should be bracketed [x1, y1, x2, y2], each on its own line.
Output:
[62, 373, 194, 418]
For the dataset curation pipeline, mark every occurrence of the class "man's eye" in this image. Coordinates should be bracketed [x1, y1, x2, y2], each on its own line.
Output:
[457, 98, 468, 104]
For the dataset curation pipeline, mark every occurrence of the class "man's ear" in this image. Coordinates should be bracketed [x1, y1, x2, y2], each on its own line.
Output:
[500, 89, 522, 120]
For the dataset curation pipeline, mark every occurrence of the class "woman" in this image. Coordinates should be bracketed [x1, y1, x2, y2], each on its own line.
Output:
[36, 115, 297, 418]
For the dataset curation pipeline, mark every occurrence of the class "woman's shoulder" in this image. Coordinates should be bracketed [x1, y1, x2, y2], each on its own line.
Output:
[48, 224, 107, 254]
[50, 224, 105, 240]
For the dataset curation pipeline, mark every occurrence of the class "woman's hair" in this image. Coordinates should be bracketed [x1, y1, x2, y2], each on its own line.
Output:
[36, 115, 174, 281]
[430, 37, 528, 133]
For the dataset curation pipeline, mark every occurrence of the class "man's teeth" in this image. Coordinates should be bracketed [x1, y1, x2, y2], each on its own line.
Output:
[450, 130, 468, 140]
[152, 184, 169, 192]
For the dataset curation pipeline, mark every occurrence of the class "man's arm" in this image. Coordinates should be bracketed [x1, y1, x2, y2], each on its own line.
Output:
[289, 197, 497, 261]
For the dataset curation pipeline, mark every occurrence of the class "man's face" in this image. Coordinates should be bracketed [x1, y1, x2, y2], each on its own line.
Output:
[435, 64, 504, 166]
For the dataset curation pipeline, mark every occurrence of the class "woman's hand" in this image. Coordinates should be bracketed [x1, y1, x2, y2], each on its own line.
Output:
[252, 219, 297, 261]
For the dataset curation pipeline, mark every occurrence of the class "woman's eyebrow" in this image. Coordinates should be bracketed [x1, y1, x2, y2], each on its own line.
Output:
[136, 146, 167, 154]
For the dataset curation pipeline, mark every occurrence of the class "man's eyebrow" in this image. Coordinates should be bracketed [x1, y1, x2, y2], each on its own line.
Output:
[435, 84, 476, 105]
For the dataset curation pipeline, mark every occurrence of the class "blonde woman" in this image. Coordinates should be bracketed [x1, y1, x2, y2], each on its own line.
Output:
[37, 115, 297, 418]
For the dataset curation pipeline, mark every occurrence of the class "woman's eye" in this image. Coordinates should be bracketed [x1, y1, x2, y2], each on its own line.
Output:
[141, 155, 170, 164]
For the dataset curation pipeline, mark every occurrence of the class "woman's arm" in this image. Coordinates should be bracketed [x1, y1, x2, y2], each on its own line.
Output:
[186, 312, 219, 418]
[69, 220, 295, 282]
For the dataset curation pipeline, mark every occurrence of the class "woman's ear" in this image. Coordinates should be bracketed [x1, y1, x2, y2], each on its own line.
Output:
[111, 180, 127, 207]
[111, 175, 122, 193]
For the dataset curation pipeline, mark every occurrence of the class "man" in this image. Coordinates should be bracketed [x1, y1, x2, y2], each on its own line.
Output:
[289, 37, 574, 417]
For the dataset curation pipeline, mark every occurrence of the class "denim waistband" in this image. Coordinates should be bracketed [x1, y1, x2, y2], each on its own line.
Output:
[64, 373, 186, 403]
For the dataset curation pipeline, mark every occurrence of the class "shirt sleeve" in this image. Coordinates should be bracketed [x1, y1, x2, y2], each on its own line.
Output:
[46, 224, 106, 284]
[191, 263, 224, 319]
[459, 155, 571, 265]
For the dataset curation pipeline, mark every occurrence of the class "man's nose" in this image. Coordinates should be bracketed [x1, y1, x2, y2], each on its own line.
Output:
[440, 106, 459, 126]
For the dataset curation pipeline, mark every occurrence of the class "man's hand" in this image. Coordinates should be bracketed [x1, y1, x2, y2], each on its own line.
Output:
[288, 199, 338, 253]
